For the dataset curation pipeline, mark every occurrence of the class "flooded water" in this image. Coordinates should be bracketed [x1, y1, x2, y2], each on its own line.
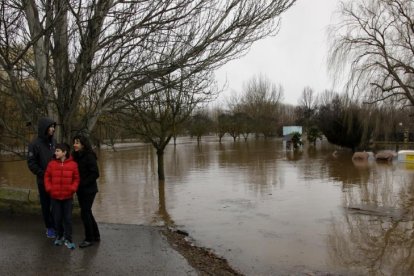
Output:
[2, 137, 414, 275]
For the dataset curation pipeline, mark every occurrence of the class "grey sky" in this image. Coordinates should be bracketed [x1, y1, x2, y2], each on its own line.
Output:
[214, 0, 341, 106]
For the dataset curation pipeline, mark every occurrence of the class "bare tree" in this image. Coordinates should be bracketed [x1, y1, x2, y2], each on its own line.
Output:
[298, 86, 316, 109]
[278, 103, 297, 127]
[0, 0, 296, 142]
[295, 86, 317, 131]
[118, 70, 216, 180]
[216, 113, 231, 143]
[328, 0, 414, 107]
[238, 74, 284, 137]
[366, 102, 412, 143]
[188, 109, 213, 143]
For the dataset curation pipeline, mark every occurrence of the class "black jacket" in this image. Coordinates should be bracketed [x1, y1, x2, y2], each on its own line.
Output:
[27, 117, 56, 183]
[73, 150, 99, 194]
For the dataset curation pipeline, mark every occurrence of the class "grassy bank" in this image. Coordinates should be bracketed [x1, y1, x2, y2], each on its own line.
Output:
[0, 187, 79, 215]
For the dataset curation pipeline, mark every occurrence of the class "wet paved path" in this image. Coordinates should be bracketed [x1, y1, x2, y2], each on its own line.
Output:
[0, 214, 197, 275]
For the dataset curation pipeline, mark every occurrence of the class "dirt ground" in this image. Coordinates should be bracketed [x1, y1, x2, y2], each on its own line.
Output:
[162, 227, 243, 276]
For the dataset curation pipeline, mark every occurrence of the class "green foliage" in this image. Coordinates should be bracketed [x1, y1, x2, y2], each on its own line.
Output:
[316, 95, 363, 151]
[306, 127, 322, 146]
[291, 131, 303, 149]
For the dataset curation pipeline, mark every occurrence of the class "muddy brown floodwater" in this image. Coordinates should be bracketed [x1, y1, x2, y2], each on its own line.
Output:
[2, 136, 414, 275]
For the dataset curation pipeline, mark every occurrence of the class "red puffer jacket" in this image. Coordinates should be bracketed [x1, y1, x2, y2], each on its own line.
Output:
[44, 157, 80, 200]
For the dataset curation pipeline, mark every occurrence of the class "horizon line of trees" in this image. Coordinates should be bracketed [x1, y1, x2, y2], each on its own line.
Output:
[2, 78, 413, 156]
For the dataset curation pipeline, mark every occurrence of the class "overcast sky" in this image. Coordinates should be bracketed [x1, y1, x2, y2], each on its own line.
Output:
[214, 0, 342, 106]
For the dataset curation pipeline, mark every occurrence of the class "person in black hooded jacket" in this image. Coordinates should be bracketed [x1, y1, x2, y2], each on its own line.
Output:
[72, 134, 100, 248]
[27, 117, 57, 238]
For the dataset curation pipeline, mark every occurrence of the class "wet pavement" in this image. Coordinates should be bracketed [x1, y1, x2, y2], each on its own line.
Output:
[0, 214, 197, 275]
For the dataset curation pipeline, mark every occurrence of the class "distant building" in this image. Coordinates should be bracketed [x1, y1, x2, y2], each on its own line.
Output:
[283, 126, 302, 137]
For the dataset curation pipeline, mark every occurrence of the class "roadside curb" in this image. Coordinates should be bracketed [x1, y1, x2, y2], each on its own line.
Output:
[0, 187, 40, 214]
[0, 186, 79, 215]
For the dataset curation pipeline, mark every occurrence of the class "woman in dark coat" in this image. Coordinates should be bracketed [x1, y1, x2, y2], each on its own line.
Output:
[72, 134, 100, 248]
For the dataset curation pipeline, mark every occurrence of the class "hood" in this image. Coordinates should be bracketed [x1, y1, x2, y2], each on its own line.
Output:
[37, 117, 56, 139]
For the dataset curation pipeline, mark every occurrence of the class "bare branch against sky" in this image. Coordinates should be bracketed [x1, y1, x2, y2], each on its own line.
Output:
[214, 0, 343, 106]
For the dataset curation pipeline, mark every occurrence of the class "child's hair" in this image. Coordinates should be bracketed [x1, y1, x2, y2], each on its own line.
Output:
[56, 143, 71, 158]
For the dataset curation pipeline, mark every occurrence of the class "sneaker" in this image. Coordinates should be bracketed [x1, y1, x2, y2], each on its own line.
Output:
[79, 240, 93, 248]
[54, 237, 64, 246]
[46, 228, 56, 239]
[64, 240, 76, 250]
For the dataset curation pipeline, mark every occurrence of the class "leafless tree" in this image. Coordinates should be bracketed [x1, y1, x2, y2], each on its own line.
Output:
[298, 86, 317, 111]
[367, 102, 412, 143]
[0, 0, 296, 142]
[295, 86, 318, 131]
[117, 70, 217, 180]
[188, 109, 214, 143]
[216, 113, 231, 143]
[328, 0, 414, 107]
[278, 103, 297, 127]
[238, 74, 284, 137]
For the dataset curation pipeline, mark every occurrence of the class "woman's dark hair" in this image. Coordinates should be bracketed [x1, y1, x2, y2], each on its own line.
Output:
[56, 143, 71, 158]
[72, 134, 93, 153]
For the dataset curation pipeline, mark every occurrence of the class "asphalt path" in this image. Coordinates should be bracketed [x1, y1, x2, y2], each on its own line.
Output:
[0, 214, 197, 275]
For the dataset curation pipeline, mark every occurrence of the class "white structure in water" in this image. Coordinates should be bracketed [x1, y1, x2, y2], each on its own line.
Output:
[398, 150, 414, 163]
[282, 126, 302, 136]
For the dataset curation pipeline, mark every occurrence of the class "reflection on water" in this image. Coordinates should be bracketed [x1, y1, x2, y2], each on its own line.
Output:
[2, 137, 414, 275]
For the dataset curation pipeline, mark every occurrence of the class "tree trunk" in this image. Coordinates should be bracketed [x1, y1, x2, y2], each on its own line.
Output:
[157, 180, 172, 225]
[156, 148, 165, 181]
[62, 114, 72, 143]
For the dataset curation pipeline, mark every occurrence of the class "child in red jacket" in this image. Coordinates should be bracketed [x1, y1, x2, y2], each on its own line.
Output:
[44, 143, 80, 249]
